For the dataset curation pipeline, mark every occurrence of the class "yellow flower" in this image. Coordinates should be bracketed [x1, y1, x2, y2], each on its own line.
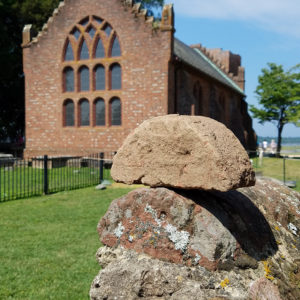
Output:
[220, 278, 229, 288]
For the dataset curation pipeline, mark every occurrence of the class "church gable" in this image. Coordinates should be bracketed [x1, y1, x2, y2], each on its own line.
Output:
[22, 0, 173, 157]
[22, 0, 173, 49]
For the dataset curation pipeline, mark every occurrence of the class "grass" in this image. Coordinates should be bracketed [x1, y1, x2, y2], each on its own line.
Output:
[252, 156, 300, 192]
[0, 158, 299, 299]
[0, 185, 133, 299]
[281, 145, 300, 156]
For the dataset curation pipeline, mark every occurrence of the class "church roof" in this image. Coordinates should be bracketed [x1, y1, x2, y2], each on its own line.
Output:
[174, 38, 245, 96]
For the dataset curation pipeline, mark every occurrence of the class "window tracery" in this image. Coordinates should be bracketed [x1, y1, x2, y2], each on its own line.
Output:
[62, 15, 122, 127]
[65, 41, 74, 61]
[79, 40, 89, 60]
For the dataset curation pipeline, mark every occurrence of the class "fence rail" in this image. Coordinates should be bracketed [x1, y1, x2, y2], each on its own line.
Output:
[0, 152, 114, 202]
[1, 150, 298, 202]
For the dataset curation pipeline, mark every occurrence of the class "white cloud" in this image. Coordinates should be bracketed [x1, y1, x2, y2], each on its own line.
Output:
[170, 0, 300, 38]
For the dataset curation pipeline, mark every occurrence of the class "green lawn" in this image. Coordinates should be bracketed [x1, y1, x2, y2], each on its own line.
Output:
[281, 145, 300, 155]
[0, 160, 299, 299]
[252, 156, 300, 192]
[0, 186, 133, 300]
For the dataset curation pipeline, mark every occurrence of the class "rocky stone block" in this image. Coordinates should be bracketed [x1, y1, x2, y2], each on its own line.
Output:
[90, 247, 282, 300]
[111, 115, 255, 191]
[98, 181, 282, 270]
[93, 178, 300, 300]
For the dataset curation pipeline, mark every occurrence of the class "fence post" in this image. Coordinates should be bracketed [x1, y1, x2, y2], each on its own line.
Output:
[99, 152, 104, 183]
[283, 157, 286, 185]
[44, 155, 49, 194]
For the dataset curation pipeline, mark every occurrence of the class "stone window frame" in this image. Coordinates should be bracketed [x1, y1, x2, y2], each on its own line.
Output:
[78, 65, 90, 92]
[78, 98, 90, 127]
[63, 66, 75, 92]
[109, 97, 122, 126]
[93, 64, 106, 91]
[61, 15, 123, 129]
[63, 99, 75, 127]
[109, 63, 122, 90]
[93, 98, 106, 126]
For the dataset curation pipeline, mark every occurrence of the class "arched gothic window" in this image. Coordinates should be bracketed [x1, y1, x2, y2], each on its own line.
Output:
[63, 15, 122, 61]
[103, 24, 112, 37]
[64, 41, 74, 61]
[110, 63, 121, 90]
[79, 66, 90, 91]
[71, 28, 81, 40]
[80, 40, 89, 60]
[62, 16, 123, 129]
[95, 38, 105, 58]
[87, 25, 96, 38]
[94, 65, 105, 90]
[63, 99, 74, 126]
[79, 99, 90, 126]
[111, 36, 121, 57]
[110, 97, 121, 126]
[64, 67, 74, 92]
[94, 98, 105, 126]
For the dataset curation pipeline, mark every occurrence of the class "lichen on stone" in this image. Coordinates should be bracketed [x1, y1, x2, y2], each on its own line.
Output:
[194, 253, 201, 264]
[128, 234, 134, 243]
[165, 223, 190, 252]
[288, 223, 298, 236]
[144, 203, 190, 252]
[114, 222, 125, 238]
[263, 261, 274, 281]
[145, 204, 162, 226]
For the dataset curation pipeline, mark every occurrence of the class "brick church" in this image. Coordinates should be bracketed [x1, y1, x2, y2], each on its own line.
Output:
[22, 0, 256, 158]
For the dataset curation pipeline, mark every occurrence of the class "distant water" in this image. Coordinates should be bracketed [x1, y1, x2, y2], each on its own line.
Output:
[258, 136, 300, 148]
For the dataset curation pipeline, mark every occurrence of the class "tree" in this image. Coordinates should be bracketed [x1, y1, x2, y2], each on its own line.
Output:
[0, 0, 164, 141]
[250, 63, 300, 156]
[0, 0, 60, 141]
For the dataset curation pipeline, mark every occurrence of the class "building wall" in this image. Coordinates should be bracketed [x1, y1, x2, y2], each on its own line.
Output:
[23, 0, 172, 157]
[172, 63, 256, 150]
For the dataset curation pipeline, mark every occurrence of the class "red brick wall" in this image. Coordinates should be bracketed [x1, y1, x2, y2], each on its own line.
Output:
[172, 63, 256, 150]
[23, 0, 172, 157]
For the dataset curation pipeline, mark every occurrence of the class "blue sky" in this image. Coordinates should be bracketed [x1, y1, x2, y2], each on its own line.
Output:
[168, 0, 300, 137]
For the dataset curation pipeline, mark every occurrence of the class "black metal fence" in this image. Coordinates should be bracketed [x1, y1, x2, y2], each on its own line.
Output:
[0, 152, 114, 202]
